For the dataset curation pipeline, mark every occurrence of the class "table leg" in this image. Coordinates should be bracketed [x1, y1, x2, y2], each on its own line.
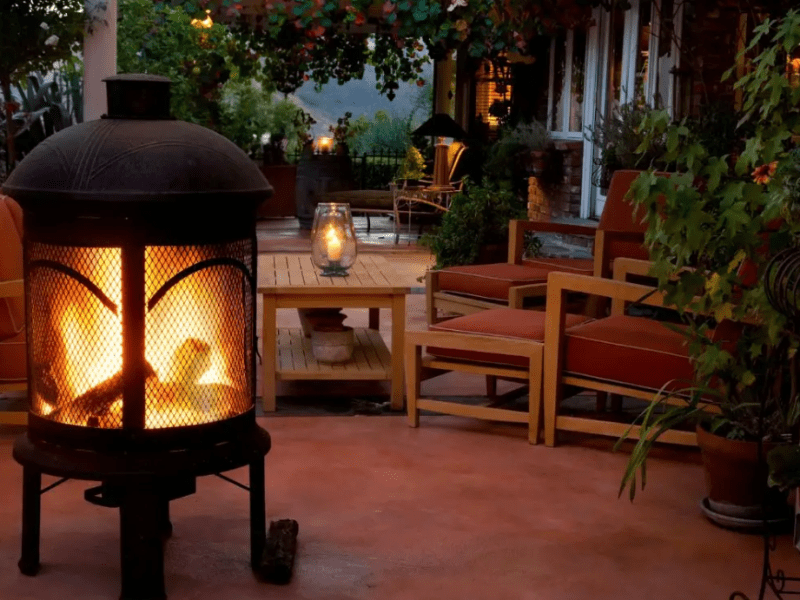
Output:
[262, 294, 277, 412]
[390, 294, 406, 411]
[368, 308, 379, 330]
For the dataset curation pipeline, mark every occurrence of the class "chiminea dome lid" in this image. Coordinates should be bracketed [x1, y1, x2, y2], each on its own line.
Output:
[2, 74, 272, 211]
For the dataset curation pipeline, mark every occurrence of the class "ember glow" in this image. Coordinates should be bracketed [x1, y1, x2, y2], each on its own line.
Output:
[43, 247, 246, 429]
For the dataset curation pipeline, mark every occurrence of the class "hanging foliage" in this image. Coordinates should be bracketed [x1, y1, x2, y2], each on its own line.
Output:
[162, 0, 628, 98]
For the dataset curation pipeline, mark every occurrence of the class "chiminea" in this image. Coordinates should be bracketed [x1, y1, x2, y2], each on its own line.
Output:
[2, 74, 273, 600]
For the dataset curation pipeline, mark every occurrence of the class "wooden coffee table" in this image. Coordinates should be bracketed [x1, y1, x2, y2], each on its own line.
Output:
[258, 254, 411, 412]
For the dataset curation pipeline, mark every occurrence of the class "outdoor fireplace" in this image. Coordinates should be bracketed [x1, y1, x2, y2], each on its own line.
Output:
[2, 74, 273, 600]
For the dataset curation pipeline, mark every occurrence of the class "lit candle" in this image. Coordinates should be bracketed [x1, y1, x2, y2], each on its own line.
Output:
[325, 226, 343, 261]
[317, 136, 333, 154]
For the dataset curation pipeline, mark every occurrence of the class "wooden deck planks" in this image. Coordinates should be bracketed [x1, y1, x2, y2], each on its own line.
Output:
[276, 328, 392, 380]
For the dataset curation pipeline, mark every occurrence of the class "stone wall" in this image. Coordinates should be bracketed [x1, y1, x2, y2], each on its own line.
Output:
[527, 140, 584, 220]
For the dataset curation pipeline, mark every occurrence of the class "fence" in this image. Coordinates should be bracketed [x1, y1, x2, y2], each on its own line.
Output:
[287, 149, 405, 190]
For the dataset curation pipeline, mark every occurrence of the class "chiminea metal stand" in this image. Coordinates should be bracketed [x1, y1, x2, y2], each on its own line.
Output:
[2, 74, 274, 600]
[14, 430, 270, 600]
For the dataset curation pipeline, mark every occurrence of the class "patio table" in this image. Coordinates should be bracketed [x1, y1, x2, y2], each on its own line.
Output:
[258, 254, 411, 412]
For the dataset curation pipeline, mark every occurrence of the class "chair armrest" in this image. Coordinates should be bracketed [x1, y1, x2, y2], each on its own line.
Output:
[508, 283, 549, 308]
[406, 329, 541, 360]
[547, 271, 666, 309]
[509, 220, 598, 264]
[610, 258, 656, 315]
[0, 279, 23, 298]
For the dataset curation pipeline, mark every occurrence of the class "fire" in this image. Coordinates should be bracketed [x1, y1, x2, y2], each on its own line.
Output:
[44, 247, 245, 429]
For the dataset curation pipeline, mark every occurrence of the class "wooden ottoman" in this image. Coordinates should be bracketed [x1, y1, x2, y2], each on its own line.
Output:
[404, 308, 589, 444]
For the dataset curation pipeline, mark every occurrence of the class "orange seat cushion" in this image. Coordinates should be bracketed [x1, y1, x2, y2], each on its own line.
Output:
[521, 257, 594, 276]
[428, 308, 590, 368]
[0, 195, 24, 340]
[564, 315, 694, 391]
[0, 329, 26, 383]
[437, 263, 551, 302]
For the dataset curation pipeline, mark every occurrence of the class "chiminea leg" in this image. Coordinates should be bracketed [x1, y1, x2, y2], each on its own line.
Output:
[158, 498, 172, 540]
[119, 481, 166, 600]
[19, 466, 41, 576]
[249, 457, 266, 570]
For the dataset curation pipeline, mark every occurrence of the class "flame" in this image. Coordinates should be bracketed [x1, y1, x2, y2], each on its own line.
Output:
[48, 247, 243, 429]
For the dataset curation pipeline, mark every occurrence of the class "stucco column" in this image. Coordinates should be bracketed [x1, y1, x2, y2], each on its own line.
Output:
[83, 0, 117, 121]
[433, 52, 455, 116]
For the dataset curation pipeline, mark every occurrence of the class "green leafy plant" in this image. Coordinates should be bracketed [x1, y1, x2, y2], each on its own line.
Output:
[419, 177, 527, 269]
[617, 10, 800, 500]
[0, 0, 86, 173]
[397, 146, 426, 181]
[218, 79, 276, 158]
[118, 0, 259, 130]
[486, 119, 551, 182]
[586, 101, 667, 189]
[184, 0, 631, 98]
[349, 110, 415, 154]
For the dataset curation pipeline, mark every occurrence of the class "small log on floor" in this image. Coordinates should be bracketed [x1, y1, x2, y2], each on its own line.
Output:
[256, 519, 299, 584]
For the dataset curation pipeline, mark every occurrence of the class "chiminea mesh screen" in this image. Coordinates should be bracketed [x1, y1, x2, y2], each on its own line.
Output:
[26, 239, 254, 429]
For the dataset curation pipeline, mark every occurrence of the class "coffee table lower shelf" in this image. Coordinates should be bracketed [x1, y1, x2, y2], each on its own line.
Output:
[276, 327, 393, 381]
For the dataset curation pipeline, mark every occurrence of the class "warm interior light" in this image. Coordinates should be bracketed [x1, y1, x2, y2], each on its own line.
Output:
[317, 136, 333, 153]
[324, 225, 344, 261]
[191, 9, 213, 29]
[45, 247, 244, 429]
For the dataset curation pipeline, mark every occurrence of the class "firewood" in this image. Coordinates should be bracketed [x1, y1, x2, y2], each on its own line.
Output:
[52, 362, 156, 424]
[256, 519, 299, 585]
[164, 338, 212, 384]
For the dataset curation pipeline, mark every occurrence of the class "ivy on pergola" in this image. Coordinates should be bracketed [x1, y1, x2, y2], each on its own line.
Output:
[169, 0, 629, 97]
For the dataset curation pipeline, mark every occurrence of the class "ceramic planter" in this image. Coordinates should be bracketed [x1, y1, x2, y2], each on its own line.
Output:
[696, 424, 790, 526]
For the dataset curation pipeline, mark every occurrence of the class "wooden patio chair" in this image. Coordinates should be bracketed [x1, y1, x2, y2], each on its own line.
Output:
[541, 265, 727, 447]
[0, 194, 27, 425]
[426, 169, 652, 324]
[404, 307, 590, 444]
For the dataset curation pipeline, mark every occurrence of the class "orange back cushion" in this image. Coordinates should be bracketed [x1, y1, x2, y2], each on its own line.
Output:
[0, 195, 24, 340]
[597, 170, 648, 233]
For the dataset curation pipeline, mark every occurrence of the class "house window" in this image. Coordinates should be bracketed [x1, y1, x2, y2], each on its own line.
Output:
[474, 59, 512, 133]
[547, 29, 587, 138]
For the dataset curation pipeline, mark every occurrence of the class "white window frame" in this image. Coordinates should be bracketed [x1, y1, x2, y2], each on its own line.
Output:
[547, 30, 584, 141]
[579, 0, 682, 218]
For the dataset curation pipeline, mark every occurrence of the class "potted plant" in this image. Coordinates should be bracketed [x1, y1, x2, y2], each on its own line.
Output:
[419, 177, 527, 268]
[485, 119, 552, 182]
[586, 101, 667, 191]
[617, 11, 800, 524]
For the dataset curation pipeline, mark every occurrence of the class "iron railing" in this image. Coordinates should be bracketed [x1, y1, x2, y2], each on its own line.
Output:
[287, 149, 405, 190]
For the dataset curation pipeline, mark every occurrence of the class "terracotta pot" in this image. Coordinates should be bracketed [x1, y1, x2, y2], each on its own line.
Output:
[696, 424, 787, 520]
[311, 325, 354, 363]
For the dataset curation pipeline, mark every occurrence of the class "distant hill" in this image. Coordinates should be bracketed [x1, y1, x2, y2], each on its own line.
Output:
[290, 61, 433, 138]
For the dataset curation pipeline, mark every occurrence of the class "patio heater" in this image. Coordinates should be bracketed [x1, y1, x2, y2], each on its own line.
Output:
[1, 74, 273, 600]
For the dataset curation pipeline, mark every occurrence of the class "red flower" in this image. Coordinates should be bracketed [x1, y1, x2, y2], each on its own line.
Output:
[416, 79, 425, 87]
[354, 12, 365, 25]
[752, 161, 778, 185]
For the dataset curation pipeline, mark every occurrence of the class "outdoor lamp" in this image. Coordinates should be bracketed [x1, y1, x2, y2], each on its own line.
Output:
[412, 113, 467, 189]
[317, 136, 333, 154]
[311, 203, 357, 276]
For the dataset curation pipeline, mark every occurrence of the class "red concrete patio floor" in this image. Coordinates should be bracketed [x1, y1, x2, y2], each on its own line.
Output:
[0, 417, 790, 600]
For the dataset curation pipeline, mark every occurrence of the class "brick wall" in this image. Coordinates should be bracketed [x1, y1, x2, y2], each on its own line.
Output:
[527, 140, 584, 220]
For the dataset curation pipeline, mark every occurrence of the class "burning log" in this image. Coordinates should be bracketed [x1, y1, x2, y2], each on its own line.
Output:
[51, 362, 157, 426]
[165, 338, 212, 384]
[256, 519, 299, 584]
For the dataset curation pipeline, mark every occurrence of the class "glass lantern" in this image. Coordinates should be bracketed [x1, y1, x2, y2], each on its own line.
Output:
[311, 203, 357, 276]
